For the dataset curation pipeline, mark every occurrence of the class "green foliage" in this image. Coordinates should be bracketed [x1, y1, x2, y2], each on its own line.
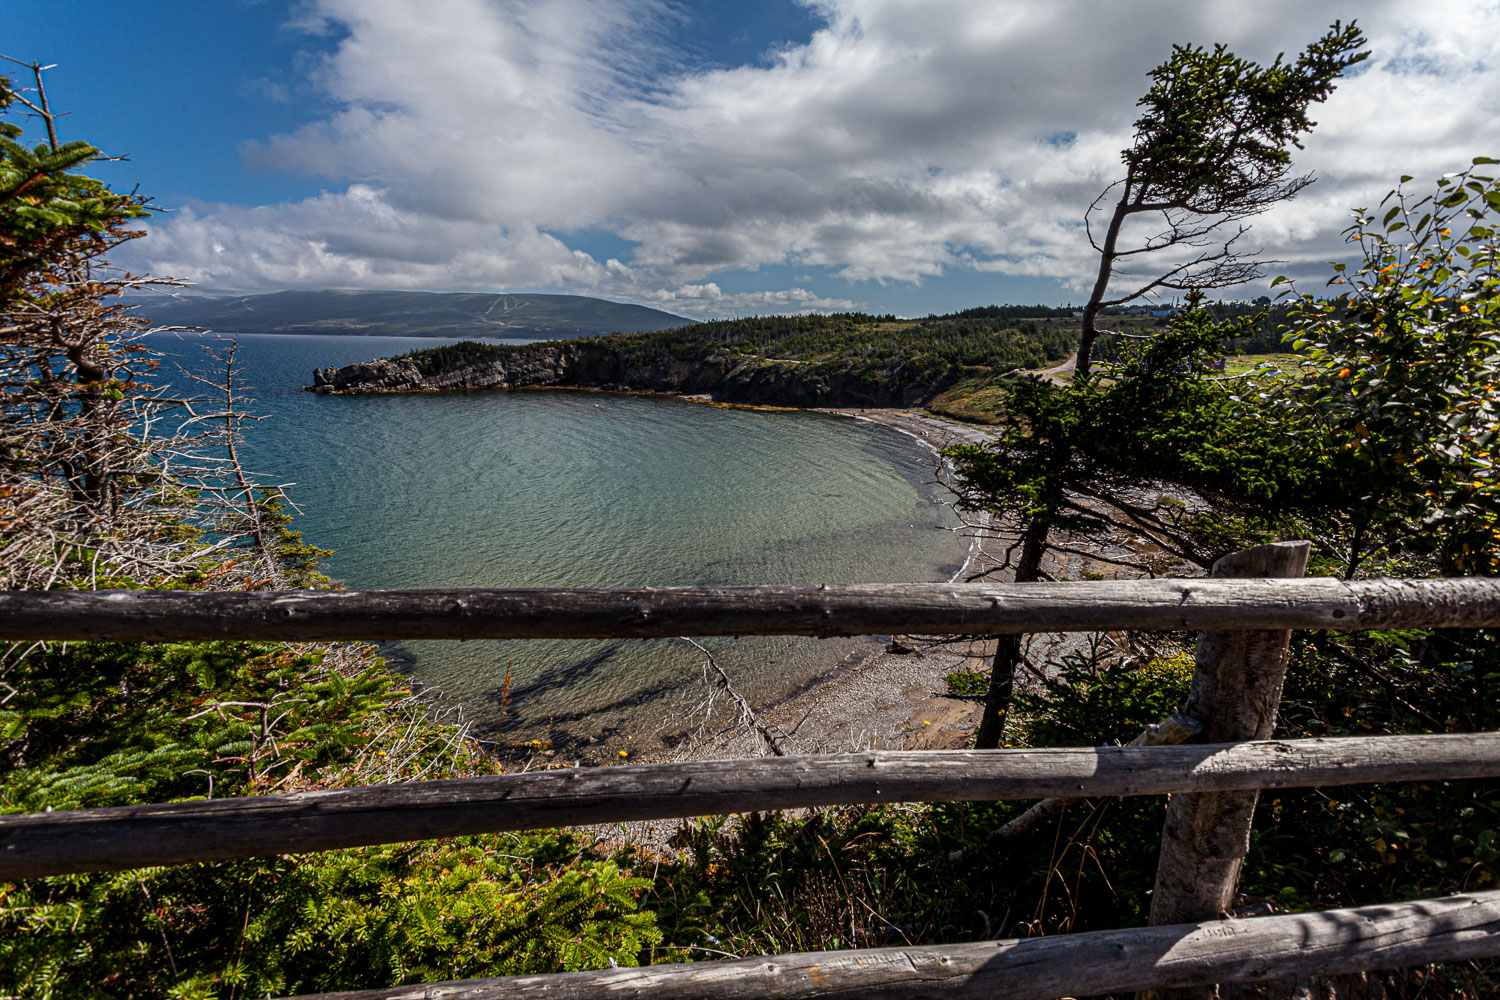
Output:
[3, 640, 394, 810]
[1, 67, 174, 587]
[943, 303, 1080, 320]
[999, 627, 1500, 972]
[1014, 645, 1193, 748]
[942, 296, 1307, 746]
[0, 74, 148, 297]
[996, 643, 1195, 934]
[643, 646, 1198, 955]
[638, 624, 1499, 962]
[256, 489, 335, 587]
[1125, 23, 1368, 209]
[2, 836, 658, 998]
[0, 628, 669, 996]
[1232, 623, 1500, 993]
[1076, 22, 1368, 377]
[924, 373, 1013, 424]
[406, 338, 513, 377]
[1088, 301, 1328, 513]
[948, 294, 1312, 571]
[942, 154, 1499, 991]
[964, 163, 1500, 584]
[1276, 159, 1500, 575]
[0, 618, 675, 998]
[396, 311, 1080, 403]
[645, 807, 986, 958]
[943, 669, 988, 697]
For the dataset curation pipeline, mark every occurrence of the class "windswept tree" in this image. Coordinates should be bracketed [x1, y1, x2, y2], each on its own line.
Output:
[0, 65, 163, 587]
[0, 64, 286, 589]
[947, 23, 1366, 747]
[947, 296, 1310, 746]
[1074, 21, 1368, 378]
[951, 157, 1500, 747]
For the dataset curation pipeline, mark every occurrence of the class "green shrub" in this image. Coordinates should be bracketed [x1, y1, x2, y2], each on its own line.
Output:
[2, 835, 658, 998]
[944, 669, 988, 697]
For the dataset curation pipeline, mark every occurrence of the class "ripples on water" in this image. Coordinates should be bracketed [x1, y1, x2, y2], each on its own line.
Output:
[152, 333, 967, 750]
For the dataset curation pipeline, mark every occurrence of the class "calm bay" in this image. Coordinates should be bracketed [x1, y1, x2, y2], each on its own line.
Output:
[152, 332, 968, 752]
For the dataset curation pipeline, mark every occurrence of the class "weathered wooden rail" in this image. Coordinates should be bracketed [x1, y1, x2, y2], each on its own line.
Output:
[1, 575, 1497, 641]
[4, 733, 1497, 880]
[291, 891, 1500, 1000]
[3, 542, 1498, 1000]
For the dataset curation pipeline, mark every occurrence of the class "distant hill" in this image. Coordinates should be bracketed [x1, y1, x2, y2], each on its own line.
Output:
[142, 290, 693, 339]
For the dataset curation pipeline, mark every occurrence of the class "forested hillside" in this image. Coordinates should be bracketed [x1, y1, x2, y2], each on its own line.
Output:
[311, 310, 1136, 412]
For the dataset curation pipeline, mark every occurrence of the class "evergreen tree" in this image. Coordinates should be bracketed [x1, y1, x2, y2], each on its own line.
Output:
[1074, 22, 1367, 378]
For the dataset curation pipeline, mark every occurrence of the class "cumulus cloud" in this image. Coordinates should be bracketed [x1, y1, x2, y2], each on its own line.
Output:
[651, 283, 858, 316]
[123, 0, 1500, 315]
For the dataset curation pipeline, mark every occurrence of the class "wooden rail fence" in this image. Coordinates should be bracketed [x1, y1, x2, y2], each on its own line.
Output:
[2, 576, 1499, 641]
[3, 734, 1498, 881]
[2, 542, 1498, 999]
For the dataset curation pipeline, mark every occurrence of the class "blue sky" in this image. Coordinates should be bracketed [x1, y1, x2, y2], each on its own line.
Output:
[7, 1, 1499, 319]
[5, 1, 336, 205]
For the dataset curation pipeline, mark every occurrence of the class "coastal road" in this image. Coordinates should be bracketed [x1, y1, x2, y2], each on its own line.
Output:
[1038, 351, 1077, 384]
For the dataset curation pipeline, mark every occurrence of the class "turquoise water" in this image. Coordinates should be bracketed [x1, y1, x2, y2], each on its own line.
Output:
[151, 333, 966, 749]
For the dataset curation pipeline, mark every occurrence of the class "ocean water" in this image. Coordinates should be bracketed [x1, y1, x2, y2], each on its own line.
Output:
[150, 332, 967, 749]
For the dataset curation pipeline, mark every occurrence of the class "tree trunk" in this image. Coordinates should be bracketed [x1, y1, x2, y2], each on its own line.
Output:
[973, 517, 1050, 749]
[1076, 181, 1134, 380]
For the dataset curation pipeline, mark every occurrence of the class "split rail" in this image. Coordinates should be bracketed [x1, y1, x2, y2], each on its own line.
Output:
[3, 541, 1500, 998]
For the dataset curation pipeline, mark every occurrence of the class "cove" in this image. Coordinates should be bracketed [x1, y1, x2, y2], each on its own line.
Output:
[151, 333, 968, 751]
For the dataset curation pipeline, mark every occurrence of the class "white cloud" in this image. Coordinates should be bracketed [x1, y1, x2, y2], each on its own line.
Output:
[650, 283, 858, 317]
[140, 189, 621, 291]
[124, 0, 1500, 314]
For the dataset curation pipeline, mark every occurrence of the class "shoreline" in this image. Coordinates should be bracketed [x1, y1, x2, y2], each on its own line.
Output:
[631, 406, 1008, 766]
[811, 407, 1004, 585]
[311, 377, 1015, 764]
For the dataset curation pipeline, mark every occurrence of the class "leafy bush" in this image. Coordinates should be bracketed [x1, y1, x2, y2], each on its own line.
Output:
[0, 633, 667, 996]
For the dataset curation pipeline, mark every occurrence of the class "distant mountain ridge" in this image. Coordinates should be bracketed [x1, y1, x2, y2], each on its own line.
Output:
[143, 289, 693, 339]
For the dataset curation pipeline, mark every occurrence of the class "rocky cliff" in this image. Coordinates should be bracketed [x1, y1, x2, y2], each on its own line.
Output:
[309, 342, 941, 408]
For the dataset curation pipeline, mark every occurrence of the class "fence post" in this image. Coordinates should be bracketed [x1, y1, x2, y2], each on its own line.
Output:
[1144, 540, 1310, 1000]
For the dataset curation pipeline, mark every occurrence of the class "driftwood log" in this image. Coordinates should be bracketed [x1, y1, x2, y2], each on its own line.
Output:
[284, 890, 1500, 1000]
[0, 576, 1498, 642]
[4, 732, 1499, 880]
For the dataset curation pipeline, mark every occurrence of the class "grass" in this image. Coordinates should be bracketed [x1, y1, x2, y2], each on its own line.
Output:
[944, 669, 989, 697]
[925, 374, 1012, 423]
[1223, 352, 1304, 378]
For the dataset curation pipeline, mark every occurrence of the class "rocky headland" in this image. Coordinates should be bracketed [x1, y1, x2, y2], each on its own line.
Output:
[309, 341, 943, 407]
[306, 310, 1082, 408]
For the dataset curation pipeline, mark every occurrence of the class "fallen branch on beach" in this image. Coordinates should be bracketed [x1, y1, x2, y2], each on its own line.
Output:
[678, 637, 790, 757]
